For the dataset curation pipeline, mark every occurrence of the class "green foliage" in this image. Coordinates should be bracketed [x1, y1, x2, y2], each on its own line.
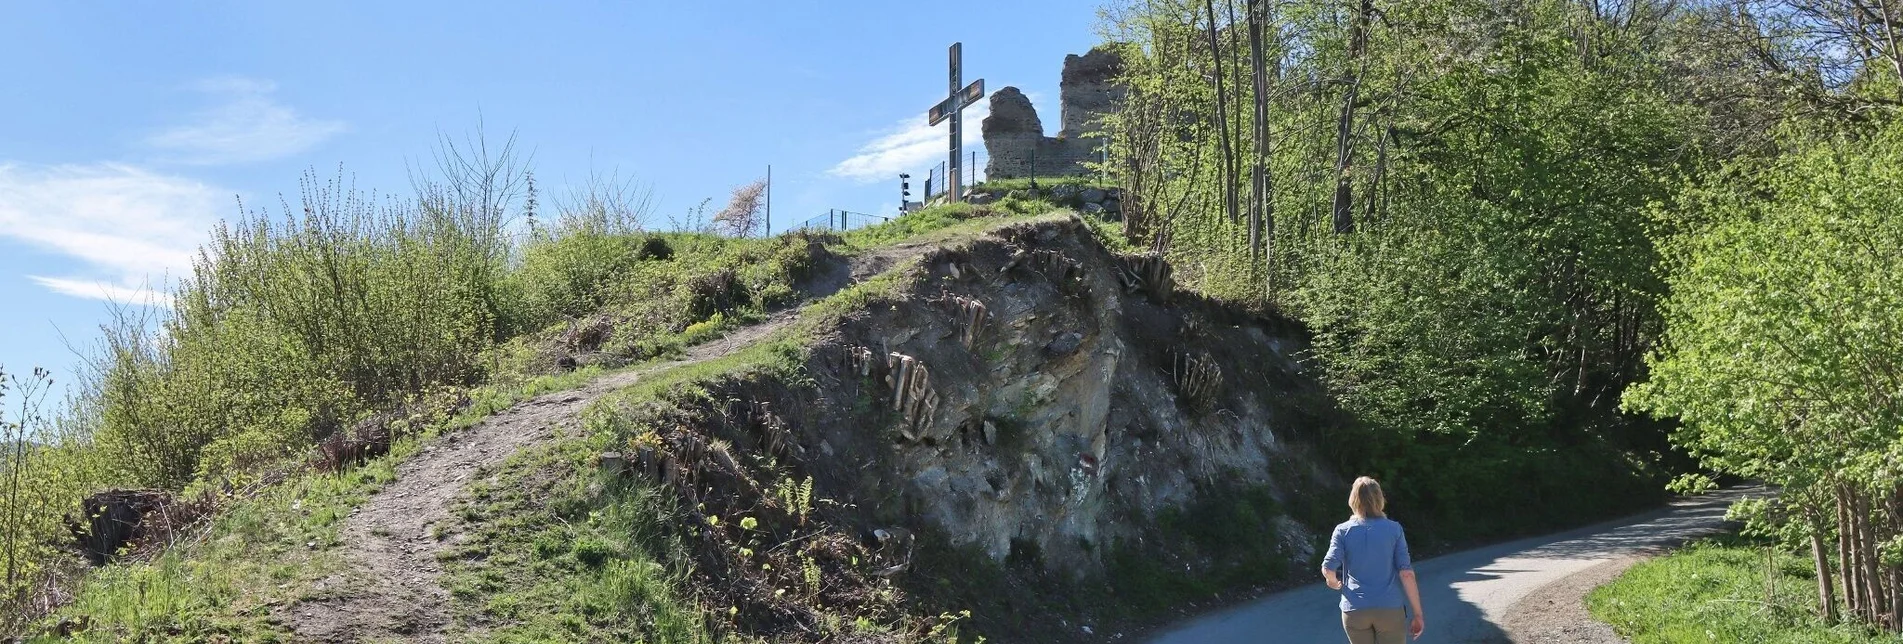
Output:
[841, 203, 985, 248]
[0, 366, 91, 633]
[504, 230, 807, 350]
[1625, 121, 1903, 628]
[88, 172, 512, 491]
[1103, 0, 1689, 543]
[506, 225, 666, 329]
[1109, 484, 1293, 615]
[1630, 122, 1903, 500]
[1590, 536, 1903, 643]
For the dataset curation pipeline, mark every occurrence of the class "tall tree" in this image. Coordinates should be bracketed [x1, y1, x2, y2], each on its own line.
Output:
[1330, 0, 1373, 235]
[1247, 0, 1275, 267]
[1205, 0, 1243, 225]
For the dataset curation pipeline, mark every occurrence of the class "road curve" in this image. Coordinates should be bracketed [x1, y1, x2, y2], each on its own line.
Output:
[1147, 488, 1755, 644]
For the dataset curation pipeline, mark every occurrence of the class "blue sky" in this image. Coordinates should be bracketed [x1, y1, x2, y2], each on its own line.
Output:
[0, 1, 1104, 399]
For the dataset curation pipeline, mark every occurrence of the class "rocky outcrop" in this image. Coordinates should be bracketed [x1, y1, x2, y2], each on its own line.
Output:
[794, 217, 1331, 574]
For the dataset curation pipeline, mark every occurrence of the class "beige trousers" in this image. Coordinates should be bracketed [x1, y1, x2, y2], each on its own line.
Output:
[1341, 608, 1407, 644]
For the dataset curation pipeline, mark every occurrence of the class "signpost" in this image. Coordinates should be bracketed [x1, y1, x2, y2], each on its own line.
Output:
[926, 42, 984, 203]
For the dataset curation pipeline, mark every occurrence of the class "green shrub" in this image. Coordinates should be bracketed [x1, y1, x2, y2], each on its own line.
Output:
[507, 224, 653, 333]
[1590, 536, 1903, 643]
[88, 173, 511, 490]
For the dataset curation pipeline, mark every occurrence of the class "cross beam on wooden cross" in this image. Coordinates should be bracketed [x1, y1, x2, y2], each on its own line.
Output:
[926, 42, 984, 203]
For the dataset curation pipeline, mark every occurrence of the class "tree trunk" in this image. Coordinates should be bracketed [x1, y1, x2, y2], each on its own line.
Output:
[1205, 0, 1241, 226]
[1331, 0, 1373, 235]
[1875, 0, 1903, 102]
[1246, 0, 1274, 271]
[1812, 500, 1841, 623]
[1839, 485, 1858, 617]
[1863, 493, 1885, 623]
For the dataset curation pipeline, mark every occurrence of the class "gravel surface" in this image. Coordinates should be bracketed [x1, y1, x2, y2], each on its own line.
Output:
[1147, 488, 1757, 644]
[1495, 555, 1646, 644]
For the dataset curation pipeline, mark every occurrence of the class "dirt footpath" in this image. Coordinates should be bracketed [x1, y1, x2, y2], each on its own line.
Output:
[280, 315, 794, 643]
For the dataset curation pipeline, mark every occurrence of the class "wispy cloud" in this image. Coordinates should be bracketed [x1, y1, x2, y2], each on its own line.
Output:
[27, 277, 169, 305]
[0, 163, 225, 303]
[145, 76, 346, 165]
[828, 100, 989, 183]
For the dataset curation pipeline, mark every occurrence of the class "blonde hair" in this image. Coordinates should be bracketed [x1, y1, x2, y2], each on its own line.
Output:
[1348, 476, 1387, 518]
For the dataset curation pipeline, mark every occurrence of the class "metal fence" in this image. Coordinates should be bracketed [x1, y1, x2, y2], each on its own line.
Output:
[796, 209, 892, 232]
[917, 148, 990, 203]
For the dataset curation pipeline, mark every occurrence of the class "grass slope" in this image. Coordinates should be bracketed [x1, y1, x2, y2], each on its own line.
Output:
[1589, 535, 1903, 644]
[25, 203, 1049, 642]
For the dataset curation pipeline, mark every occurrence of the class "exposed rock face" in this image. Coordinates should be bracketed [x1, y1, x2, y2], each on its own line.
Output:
[983, 47, 1126, 179]
[622, 219, 1336, 641]
[797, 217, 1331, 574]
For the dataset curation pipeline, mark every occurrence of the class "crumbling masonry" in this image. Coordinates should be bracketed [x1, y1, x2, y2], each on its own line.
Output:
[981, 46, 1125, 179]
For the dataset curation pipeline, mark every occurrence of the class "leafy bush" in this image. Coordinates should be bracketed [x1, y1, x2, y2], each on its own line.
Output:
[88, 173, 511, 490]
[507, 224, 657, 332]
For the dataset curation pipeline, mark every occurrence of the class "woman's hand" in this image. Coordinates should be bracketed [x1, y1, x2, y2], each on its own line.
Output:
[1326, 576, 1342, 590]
[1409, 613, 1424, 639]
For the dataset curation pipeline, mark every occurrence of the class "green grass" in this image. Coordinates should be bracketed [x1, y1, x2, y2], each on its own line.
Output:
[1589, 534, 1903, 644]
[972, 176, 1114, 193]
[434, 224, 1043, 643]
[438, 435, 718, 644]
[30, 365, 635, 643]
[29, 205, 1068, 642]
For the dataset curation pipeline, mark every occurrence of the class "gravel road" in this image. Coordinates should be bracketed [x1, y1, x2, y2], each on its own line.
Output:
[1147, 488, 1756, 644]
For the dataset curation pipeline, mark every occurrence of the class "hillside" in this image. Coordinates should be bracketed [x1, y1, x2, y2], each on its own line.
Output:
[6, 200, 1341, 643]
[509, 213, 1343, 642]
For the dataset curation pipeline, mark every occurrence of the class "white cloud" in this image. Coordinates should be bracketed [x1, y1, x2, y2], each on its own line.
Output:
[145, 76, 346, 165]
[0, 163, 224, 303]
[27, 277, 168, 305]
[828, 100, 989, 184]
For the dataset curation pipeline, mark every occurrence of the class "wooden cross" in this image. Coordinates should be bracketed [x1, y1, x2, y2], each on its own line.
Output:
[927, 42, 984, 203]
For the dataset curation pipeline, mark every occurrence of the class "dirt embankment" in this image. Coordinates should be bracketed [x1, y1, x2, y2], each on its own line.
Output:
[611, 216, 1347, 642]
[284, 215, 1346, 643]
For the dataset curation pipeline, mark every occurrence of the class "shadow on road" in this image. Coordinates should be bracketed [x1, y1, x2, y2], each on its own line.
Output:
[1145, 488, 1757, 643]
[1145, 555, 1508, 644]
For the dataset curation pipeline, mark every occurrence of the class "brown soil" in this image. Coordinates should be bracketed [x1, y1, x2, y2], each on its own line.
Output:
[278, 315, 796, 643]
[1496, 553, 1661, 644]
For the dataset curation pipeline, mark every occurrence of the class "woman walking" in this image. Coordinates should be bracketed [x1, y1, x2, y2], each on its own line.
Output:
[1321, 477, 1425, 643]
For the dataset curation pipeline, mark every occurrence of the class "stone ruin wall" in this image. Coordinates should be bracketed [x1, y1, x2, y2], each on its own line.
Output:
[982, 47, 1125, 180]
